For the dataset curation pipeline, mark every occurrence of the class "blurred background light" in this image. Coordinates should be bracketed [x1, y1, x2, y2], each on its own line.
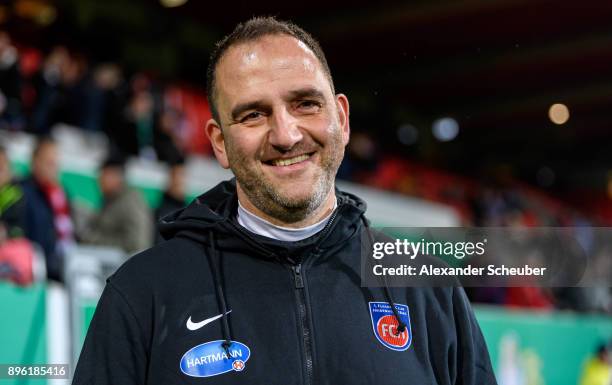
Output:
[432, 117, 459, 142]
[160, 0, 189, 8]
[548, 103, 570, 125]
[397, 124, 419, 146]
[14, 0, 56, 26]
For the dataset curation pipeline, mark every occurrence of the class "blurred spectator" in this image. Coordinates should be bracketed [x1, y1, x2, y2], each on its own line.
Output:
[79, 155, 152, 255]
[579, 344, 611, 385]
[17, 47, 43, 115]
[82, 63, 123, 133]
[21, 137, 74, 282]
[111, 74, 157, 159]
[29, 46, 68, 134]
[0, 32, 23, 130]
[0, 144, 25, 237]
[55, 52, 89, 127]
[154, 156, 186, 243]
[154, 107, 184, 163]
[29, 46, 89, 134]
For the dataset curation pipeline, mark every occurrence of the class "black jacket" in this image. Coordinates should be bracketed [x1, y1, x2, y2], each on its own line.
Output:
[21, 177, 62, 281]
[72, 179, 497, 385]
[154, 192, 185, 244]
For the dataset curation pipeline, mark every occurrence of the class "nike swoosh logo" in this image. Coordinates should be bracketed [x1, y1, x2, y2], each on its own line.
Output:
[186, 310, 232, 331]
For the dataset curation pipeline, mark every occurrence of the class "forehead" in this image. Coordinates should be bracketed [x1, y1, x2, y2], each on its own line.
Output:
[35, 143, 57, 159]
[101, 166, 123, 174]
[215, 34, 331, 110]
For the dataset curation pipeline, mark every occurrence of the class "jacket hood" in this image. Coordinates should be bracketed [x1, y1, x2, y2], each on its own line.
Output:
[159, 178, 367, 261]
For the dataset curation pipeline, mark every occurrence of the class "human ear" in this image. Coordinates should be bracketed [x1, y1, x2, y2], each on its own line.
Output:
[335, 94, 350, 146]
[205, 118, 230, 169]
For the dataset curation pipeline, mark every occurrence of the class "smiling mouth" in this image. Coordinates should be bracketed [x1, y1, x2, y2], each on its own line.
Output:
[266, 153, 314, 167]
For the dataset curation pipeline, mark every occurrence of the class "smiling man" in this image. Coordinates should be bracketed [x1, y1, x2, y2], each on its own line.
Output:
[72, 17, 497, 385]
[206, 31, 348, 227]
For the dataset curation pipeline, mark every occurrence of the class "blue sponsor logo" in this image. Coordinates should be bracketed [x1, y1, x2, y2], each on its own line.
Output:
[369, 302, 412, 351]
[180, 340, 251, 377]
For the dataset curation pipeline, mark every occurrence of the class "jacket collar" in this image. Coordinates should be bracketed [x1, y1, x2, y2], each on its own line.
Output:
[159, 178, 367, 262]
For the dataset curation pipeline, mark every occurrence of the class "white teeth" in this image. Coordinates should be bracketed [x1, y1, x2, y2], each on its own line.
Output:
[271, 154, 310, 167]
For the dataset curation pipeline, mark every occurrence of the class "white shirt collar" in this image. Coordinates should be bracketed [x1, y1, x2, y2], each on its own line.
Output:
[236, 199, 337, 241]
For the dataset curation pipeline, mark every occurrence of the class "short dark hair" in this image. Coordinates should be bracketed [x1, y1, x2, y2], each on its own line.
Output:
[206, 16, 335, 123]
[101, 153, 126, 171]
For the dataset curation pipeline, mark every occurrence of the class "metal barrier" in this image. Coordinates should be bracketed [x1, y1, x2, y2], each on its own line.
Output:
[63, 245, 124, 368]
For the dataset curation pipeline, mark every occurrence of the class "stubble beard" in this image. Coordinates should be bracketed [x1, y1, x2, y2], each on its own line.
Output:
[227, 126, 345, 224]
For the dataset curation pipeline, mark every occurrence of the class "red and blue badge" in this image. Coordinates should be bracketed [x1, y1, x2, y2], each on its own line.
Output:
[369, 302, 412, 351]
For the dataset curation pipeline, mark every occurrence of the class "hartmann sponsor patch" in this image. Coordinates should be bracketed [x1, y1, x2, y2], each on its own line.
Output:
[369, 302, 412, 351]
[180, 340, 250, 377]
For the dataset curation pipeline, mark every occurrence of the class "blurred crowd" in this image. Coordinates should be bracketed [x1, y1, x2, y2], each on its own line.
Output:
[0, 31, 609, 314]
[0, 136, 187, 283]
[340, 132, 606, 228]
[0, 31, 212, 161]
[0, 30, 193, 284]
[340, 133, 612, 314]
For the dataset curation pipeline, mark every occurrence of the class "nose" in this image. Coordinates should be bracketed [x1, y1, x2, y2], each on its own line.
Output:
[268, 107, 303, 151]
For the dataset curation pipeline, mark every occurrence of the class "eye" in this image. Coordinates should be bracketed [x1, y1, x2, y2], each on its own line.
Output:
[297, 100, 322, 112]
[240, 111, 263, 123]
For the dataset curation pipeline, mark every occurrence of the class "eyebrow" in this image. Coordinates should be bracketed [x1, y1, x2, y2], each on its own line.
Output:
[285, 87, 326, 102]
[230, 101, 269, 122]
[229, 87, 327, 122]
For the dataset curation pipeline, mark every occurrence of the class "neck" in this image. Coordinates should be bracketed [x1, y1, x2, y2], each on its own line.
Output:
[236, 184, 336, 229]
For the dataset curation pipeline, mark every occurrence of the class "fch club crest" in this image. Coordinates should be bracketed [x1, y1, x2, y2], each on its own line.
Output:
[369, 302, 412, 351]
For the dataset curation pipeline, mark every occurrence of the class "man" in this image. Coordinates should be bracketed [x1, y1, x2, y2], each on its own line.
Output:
[22, 137, 74, 282]
[73, 17, 497, 384]
[79, 155, 153, 255]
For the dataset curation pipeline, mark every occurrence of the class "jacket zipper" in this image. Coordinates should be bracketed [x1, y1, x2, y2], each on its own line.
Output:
[231, 203, 343, 384]
[292, 263, 313, 385]
[290, 206, 342, 385]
